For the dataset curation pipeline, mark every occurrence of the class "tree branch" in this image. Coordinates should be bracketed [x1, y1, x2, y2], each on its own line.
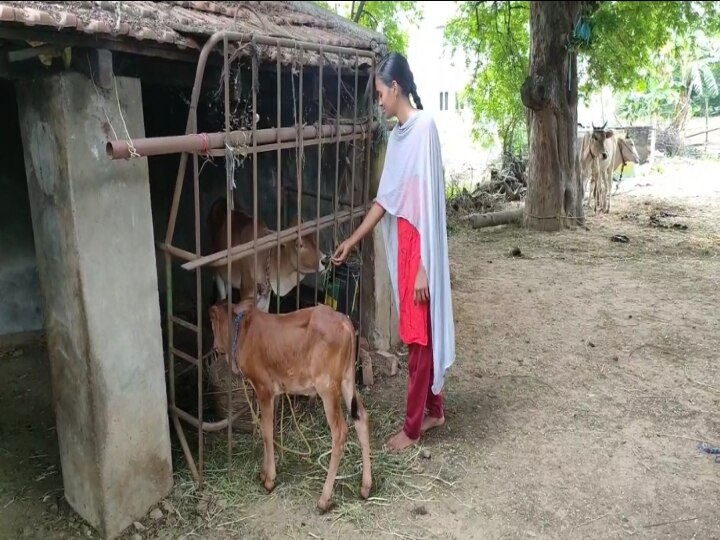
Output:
[353, 0, 367, 23]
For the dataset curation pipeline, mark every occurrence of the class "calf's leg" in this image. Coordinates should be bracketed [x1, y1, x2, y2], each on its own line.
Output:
[342, 380, 372, 499]
[594, 174, 602, 214]
[258, 394, 277, 492]
[317, 391, 348, 513]
[605, 171, 612, 213]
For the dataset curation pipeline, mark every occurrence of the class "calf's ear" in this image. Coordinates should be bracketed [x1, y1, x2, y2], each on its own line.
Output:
[605, 130, 614, 139]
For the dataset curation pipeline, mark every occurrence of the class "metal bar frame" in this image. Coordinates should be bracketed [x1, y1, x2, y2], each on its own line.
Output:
[107, 30, 378, 486]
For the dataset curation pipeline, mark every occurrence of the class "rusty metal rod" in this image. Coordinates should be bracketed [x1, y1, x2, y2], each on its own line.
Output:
[182, 206, 370, 271]
[165, 249, 176, 417]
[165, 27, 227, 246]
[192, 93, 204, 486]
[252, 38, 260, 317]
[296, 50, 304, 312]
[107, 122, 377, 160]
[156, 242, 196, 262]
[347, 52, 359, 323]
[275, 42, 282, 314]
[170, 315, 198, 333]
[203, 131, 372, 157]
[359, 53, 376, 356]
[171, 412, 200, 484]
[223, 33, 234, 474]
[283, 185, 354, 207]
[314, 50, 324, 310]
[331, 52, 343, 314]
[170, 346, 200, 367]
[170, 404, 248, 433]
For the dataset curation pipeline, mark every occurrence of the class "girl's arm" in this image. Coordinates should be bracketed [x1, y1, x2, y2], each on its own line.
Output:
[347, 201, 386, 246]
[332, 202, 386, 264]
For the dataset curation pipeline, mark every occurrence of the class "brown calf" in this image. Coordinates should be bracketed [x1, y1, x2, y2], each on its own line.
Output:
[208, 299, 372, 512]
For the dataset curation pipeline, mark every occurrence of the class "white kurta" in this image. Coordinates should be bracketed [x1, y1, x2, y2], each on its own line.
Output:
[375, 110, 456, 395]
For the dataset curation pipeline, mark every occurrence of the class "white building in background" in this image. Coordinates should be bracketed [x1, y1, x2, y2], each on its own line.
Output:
[405, 2, 499, 184]
[324, 1, 501, 183]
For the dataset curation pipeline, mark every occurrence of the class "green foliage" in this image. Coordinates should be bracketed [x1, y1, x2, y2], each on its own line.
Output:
[313, 1, 423, 55]
[581, 1, 720, 96]
[445, 1, 530, 156]
[615, 79, 676, 125]
[444, 1, 720, 151]
[354, 1, 423, 55]
[694, 61, 720, 116]
[615, 30, 720, 125]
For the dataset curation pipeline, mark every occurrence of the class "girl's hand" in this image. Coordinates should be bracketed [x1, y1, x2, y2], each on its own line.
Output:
[332, 240, 353, 265]
[414, 265, 429, 304]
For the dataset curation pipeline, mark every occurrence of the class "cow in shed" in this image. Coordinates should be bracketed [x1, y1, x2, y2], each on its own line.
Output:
[208, 299, 372, 512]
[207, 197, 330, 312]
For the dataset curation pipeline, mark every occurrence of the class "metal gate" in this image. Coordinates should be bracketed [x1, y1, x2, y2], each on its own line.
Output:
[106, 30, 378, 485]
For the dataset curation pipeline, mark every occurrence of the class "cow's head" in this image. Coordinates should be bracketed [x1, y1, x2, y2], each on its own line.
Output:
[620, 137, 641, 164]
[286, 217, 330, 275]
[590, 121, 613, 160]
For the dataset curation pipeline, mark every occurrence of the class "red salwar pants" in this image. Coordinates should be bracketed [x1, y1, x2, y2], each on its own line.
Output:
[397, 217, 444, 440]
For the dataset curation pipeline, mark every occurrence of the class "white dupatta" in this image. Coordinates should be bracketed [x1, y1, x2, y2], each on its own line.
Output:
[375, 110, 456, 395]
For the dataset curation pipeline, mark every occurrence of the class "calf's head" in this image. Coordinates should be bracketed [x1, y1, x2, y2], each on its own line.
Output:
[208, 300, 253, 374]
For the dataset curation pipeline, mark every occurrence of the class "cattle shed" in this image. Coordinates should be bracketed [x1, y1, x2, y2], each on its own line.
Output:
[0, 1, 396, 538]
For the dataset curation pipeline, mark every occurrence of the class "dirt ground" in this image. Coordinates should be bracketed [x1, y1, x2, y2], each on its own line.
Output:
[1, 157, 719, 540]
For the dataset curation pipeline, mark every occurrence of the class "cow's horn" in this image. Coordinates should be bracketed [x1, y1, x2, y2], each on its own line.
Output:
[602, 121, 607, 129]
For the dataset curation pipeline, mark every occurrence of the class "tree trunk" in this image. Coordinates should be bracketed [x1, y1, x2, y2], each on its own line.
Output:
[462, 208, 523, 229]
[520, 1, 584, 231]
[673, 89, 691, 140]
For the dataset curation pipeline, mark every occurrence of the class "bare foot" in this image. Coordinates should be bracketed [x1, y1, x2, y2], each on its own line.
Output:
[421, 415, 445, 434]
[386, 430, 418, 452]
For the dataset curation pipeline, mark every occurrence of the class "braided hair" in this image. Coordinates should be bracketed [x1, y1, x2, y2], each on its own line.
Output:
[376, 53, 424, 110]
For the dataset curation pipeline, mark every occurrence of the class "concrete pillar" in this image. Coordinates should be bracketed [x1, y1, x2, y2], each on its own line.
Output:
[360, 133, 400, 352]
[16, 72, 173, 539]
[369, 226, 400, 350]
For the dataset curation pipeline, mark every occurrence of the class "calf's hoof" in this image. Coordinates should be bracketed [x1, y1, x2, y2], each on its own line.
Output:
[316, 497, 332, 514]
[263, 479, 276, 493]
[360, 484, 371, 500]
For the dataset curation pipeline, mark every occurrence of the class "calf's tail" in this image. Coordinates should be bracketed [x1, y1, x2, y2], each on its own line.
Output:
[347, 322, 361, 422]
[351, 394, 359, 421]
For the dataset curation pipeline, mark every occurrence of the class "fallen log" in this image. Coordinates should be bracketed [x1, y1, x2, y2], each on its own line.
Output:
[462, 208, 524, 229]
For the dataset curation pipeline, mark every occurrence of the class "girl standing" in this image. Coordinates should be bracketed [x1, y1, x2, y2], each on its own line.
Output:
[332, 53, 455, 451]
